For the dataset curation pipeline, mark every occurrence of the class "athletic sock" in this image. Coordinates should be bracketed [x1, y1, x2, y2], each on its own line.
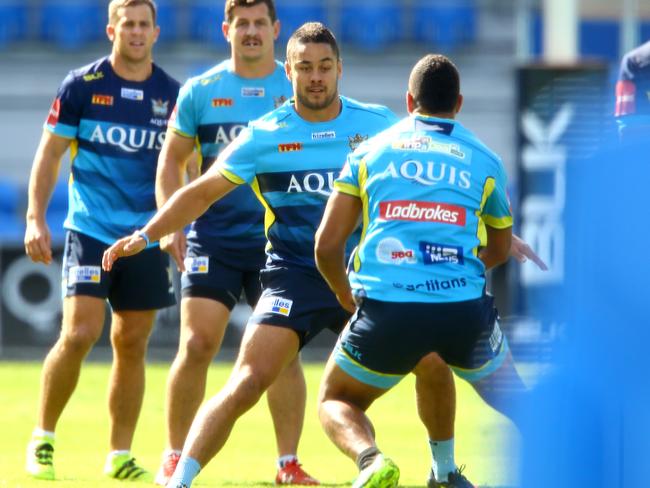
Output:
[32, 428, 55, 441]
[277, 454, 298, 468]
[167, 455, 201, 488]
[356, 446, 381, 471]
[429, 438, 456, 482]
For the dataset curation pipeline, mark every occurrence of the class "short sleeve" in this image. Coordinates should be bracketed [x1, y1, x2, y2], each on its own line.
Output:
[170, 81, 197, 138]
[481, 163, 513, 229]
[44, 72, 81, 139]
[216, 126, 258, 185]
[334, 153, 361, 197]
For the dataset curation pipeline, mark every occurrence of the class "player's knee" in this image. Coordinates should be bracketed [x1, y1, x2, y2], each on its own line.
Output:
[111, 326, 151, 357]
[181, 330, 221, 363]
[229, 368, 270, 409]
[414, 353, 452, 384]
[59, 323, 101, 353]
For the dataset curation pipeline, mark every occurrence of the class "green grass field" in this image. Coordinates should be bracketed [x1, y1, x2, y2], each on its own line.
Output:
[0, 361, 518, 488]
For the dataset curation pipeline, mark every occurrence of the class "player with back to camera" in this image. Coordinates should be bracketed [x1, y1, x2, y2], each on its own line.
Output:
[152, 0, 317, 485]
[315, 53, 527, 488]
[24, 0, 178, 481]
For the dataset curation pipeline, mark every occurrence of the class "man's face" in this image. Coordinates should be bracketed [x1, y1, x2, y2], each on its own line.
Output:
[223, 3, 278, 63]
[107, 4, 159, 63]
[286, 42, 341, 111]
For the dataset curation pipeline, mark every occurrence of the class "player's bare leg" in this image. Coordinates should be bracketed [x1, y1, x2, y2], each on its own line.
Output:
[108, 309, 156, 451]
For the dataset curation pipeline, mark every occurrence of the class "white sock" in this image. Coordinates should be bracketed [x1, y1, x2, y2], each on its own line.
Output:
[277, 454, 298, 468]
[32, 428, 55, 440]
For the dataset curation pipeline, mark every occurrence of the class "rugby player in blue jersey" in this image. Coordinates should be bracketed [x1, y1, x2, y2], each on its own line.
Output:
[152, 0, 317, 485]
[615, 40, 650, 142]
[23, 0, 178, 481]
[315, 54, 526, 488]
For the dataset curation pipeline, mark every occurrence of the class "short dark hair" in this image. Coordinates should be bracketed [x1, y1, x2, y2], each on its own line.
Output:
[408, 54, 460, 114]
[224, 0, 276, 23]
[109, 0, 157, 25]
[286, 22, 340, 63]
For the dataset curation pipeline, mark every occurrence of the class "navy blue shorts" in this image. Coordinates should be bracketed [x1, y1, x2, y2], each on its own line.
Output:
[249, 265, 351, 348]
[334, 294, 509, 389]
[181, 244, 263, 310]
[62, 230, 175, 311]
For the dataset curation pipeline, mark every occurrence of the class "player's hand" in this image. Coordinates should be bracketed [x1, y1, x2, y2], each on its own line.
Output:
[510, 234, 548, 271]
[102, 233, 147, 271]
[160, 230, 187, 272]
[24, 218, 53, 265]
[336, 291, 357, 314]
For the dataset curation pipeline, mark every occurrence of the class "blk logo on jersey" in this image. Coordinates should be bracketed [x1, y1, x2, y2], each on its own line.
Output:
[46, 98, 61, 126]
[278, 142, 303, 153]
[83, 71, 104, 82]
[92, 94, 114, 106]
[212, 98, 233, 107]
[68, 266, 101, 285]
[419, 241, 464, 265]
[184, 256, 209, 274]
[382, 160, 471, 189]
[379, 200, 466, 226]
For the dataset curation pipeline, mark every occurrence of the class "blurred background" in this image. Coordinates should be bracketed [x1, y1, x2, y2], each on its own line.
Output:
[0, 0, 644, 363]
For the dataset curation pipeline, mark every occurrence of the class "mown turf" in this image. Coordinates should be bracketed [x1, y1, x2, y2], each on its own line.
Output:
[0, 361, 518, 487]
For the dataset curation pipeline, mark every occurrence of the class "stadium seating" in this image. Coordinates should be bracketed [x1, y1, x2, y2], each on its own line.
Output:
[0, 180, 25, 244]
[340, 0, 402, 52]
[40, 1, 104, 50]
[0, 2, 28, 48]
[276, 0, 328, 45]
[413, 0, 477, 51]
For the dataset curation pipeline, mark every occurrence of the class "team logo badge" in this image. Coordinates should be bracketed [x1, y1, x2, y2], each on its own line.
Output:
[91, 94, 113, 106]
[151, 98, 169, 117]
[348, 133, 368, 151]
[273, 95, 288, 108]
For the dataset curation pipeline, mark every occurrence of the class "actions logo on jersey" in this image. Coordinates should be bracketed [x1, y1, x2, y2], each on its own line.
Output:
[255, 296, 293, 317]
[375, 237, 416, 264]
[348, 133, 368, 151]
[184, 256, 209, 274]
[46, 98, 61, 126]
[68, 266, 101, 286]
[419, 241, 464, 265]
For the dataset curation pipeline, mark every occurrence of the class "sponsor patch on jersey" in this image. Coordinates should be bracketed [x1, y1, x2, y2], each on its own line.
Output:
[68, 266, 101, 285]
[379, 200, 466, 226]
[255, 296, 293, 317]
[376, 237, 416, 264]
[83, 71, 104, 82]
[121, 87, 144, 101]
[212, 98, 233, 107]
[46, 98, 60, 126]
[419, 241, 464, 265]
[273, 95, 288, 108]
[241, 87, 265, 97]
[348, 133, 368, 150]
[278, 142, 303, 152]
[312, 131, 336, 140]
[392, 136, 466, 160]
[151, 98, 169, 118]
[91, 94, 114, 106]
[184, 256, 209, 274]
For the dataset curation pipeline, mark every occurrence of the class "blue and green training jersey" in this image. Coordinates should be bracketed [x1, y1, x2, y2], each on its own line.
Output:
[335, 114, 513, 303]
[170, 60, 291, 264]
[45, 56, 180, 244]
[216, 96, 398, 269]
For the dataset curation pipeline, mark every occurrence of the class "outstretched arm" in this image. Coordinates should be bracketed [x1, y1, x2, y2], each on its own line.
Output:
[103, 168, 237, 271]
[315, 191, 362, 313]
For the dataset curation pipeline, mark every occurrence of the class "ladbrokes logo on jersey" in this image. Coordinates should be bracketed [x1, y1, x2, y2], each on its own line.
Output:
[278, 142, 303, 153]
[92, 94, 114, 106]
[379, 200, 466, 226]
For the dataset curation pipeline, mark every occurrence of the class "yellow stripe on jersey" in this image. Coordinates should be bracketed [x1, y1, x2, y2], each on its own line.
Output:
[482, 214, 513, 229]
[474, 177, 496, 249]
[250, 176, 276, 244]
[219, 168, 246, 185]
[333, 180, 360, 197]
[354, 158, 370, 273]
[171, 127, 194, 139]
[195, 136, 203, 173]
